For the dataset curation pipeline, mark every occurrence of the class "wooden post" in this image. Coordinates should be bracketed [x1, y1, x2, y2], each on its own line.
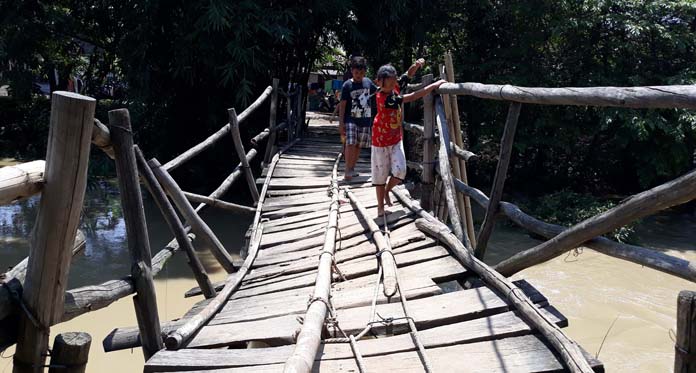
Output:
[228, 108, 260, 202]
[48, 332, 91, 373]
[13, 92, 94, 373]
[474, 102, 521, 259]
[444, 52, 477, 247]
[149, 158, 237, 273]
[676, 290, 696, 373]
[263, 78, 280, 165]
[435, 96, 468, 246]
[134, 146, 217, 299]
[439, 64, 470, 246]
[108, 108, 163, 360]
[421, 74, 435, 211]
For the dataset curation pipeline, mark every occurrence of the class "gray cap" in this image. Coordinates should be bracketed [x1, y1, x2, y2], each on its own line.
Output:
[376, 64, 397, 80]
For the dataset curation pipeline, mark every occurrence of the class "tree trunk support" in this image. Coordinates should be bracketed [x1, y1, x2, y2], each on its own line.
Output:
[420, 74, 435, 211]
[48, 332, 91, 373]
[676, 290, 696, 373]
[263, 78, 280, 165]
[229, 108, 260, 202]
[108, 108, 163, 360]
[13, 92, 95, 373]
[444, 52, 477, 247]
[474, 102, 521, 259]
[149, 158, 236, 273]
[134, 146, 216, 299]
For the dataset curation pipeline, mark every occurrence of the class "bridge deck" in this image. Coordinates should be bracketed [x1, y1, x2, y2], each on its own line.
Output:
[111, 114, 603, 372]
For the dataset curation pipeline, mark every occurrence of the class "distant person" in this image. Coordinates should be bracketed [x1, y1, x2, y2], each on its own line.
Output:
[371, 63, 444, 217]
[338, 56, 377, 180]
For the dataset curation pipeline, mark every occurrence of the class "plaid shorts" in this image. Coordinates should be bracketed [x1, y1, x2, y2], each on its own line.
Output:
[346, 122, 371, 148]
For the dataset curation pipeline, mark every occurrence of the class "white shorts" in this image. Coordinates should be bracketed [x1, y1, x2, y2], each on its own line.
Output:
[371, 141, 407, 185]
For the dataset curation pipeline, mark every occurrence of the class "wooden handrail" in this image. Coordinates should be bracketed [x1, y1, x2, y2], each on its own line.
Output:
[453, 179, 696, 283]
[162, 85, 273, 172]
[437, 82, 696, 109]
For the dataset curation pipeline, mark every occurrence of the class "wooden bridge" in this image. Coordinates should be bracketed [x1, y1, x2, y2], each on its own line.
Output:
[2, 54, 696, 372]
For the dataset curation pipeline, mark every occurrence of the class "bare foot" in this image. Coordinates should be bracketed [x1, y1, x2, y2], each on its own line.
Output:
[377, 209, 392, 218]
[384, 192, 392, 206]
[344, 170, 353, 181]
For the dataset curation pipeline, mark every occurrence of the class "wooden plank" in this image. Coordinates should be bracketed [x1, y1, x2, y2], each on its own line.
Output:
[144, 306, 568, 371]
[178, 334, 602, 373]
[259, 205, 406, 248]
[231, 246, 448, 300]
[164, 282, 545, 350]
[262, 78, 279, 165]
[106, 277, 441, 353]
[265, 182, 373, 197]
[246, 237, 433, 284]
[251, 223, 422, 269]
[259, 175, 372, 189]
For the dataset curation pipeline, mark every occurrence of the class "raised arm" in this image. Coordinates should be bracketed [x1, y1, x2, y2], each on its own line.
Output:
[403, 79, 445, 103]
[406, 58, 426, 78]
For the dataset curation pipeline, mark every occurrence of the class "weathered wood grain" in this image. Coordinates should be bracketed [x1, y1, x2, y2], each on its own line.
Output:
[0, 160, 45, 205]
[14, 92, 95, 372]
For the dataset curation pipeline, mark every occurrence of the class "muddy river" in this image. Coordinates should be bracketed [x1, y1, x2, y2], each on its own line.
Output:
[1, 180, 694, 372]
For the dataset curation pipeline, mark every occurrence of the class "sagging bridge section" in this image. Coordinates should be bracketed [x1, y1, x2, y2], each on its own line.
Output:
[1, 55, 696, 372]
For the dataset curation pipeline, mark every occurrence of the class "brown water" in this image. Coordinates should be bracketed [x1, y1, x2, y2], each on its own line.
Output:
[1, 180, 694, 372]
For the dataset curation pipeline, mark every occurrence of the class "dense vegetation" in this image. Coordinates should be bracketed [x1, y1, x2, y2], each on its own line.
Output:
[2, 0, 695, 202]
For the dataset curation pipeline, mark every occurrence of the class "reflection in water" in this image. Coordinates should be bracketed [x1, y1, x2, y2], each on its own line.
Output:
[1, 180, 694, 372]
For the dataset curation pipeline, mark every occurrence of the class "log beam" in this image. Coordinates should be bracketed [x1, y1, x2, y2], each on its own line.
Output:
[495, 167, 696, 276]
[454, 180, 696, 283]
[437, 83, 696, 109]
[676, 290, 696, 373]
[0, 161, 45, 205]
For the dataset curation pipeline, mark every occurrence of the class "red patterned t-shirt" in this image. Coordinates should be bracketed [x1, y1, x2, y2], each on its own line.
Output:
[372, 86, 403, 147]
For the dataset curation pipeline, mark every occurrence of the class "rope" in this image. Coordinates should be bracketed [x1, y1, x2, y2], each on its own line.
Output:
[1, 282, 48, 332]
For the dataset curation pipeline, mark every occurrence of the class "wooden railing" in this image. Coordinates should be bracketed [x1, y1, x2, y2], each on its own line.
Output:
[400, 53, 696, 373]
[0, 79, 303, 368]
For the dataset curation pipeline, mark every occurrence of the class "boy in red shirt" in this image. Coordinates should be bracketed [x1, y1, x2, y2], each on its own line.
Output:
[372, 64, 445, 217]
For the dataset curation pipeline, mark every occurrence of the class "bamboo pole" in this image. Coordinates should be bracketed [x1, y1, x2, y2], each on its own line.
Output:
[0, 161, 46, 205]
[13, 92, 95, 373]
[495, 167, 696, 277]
[162, 86, 272, 172]
[439, 64, 470, 247]
[182, 191, 255, 215]
[436, 83, 696, 109]
[345, 189, 398, 297]
[475, 102, 521, 259]
[390, 187, 594, 373]
[229, 108, 260, 202]
[283, 154, 342, 373]
[420, 74, 436, 211]
[149, 158, 236, 273]
[48, 332, 91, 373]
[454, 179, 696, 283]
[108, 109, 163, 360]
[434, 96, 467, 246]
[676, 290, 696, 372]
[134, 146, 216, 299]
[444, 52, 477, 247]
[263, 78, 280, 165]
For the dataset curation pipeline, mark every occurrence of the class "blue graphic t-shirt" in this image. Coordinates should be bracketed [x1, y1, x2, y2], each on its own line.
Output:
[341, 78, 378, 127]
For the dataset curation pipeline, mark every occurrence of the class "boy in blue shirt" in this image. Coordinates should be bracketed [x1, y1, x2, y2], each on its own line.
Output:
[338, 56, 377, 180]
